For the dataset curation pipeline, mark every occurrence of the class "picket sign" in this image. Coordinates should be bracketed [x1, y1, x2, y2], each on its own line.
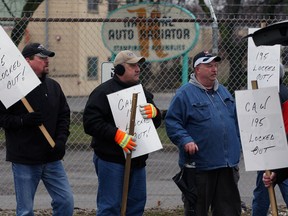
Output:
[0, 26, 55, 147]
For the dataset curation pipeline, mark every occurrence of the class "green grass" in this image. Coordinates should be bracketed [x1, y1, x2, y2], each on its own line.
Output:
[0, 121, 174, 150]
[156, 123, 170, 144]
[68, 123, 92, 145]
[68, 121, 173, 145]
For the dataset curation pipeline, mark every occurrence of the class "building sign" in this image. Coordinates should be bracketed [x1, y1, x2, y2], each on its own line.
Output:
[102, 3, 199, 62]
[101, 62, 114, 83]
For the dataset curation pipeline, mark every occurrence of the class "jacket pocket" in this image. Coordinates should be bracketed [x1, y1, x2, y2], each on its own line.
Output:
[224, 97, 235, 116]
[192, 102, 211, 121]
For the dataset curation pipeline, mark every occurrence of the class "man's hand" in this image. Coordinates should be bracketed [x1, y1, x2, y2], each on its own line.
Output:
[184, 142, 199, 155]
[114, 129, 137, 153]
[139, 103, 157, 119]
[263, 172, 276, 187]
[21, 112, 43, 127]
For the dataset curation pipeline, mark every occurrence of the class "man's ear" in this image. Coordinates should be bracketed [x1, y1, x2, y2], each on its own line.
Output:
[25, 57, 31, 63]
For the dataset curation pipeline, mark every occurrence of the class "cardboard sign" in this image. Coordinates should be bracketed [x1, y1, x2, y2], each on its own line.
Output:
[235, 87, 288, 171]
[107, 84, 163, 158]
[0, 26, 41, 108]
[247, 28, 280, 90]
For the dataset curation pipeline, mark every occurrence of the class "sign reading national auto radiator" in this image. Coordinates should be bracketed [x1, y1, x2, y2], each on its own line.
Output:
[101, 3, 199, 62]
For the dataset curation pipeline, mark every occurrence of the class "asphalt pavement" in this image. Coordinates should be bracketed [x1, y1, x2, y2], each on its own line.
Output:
[0, 149, 286, 210]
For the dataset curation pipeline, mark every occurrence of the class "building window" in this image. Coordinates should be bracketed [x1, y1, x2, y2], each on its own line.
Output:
[108, 0, 118, 12]
[87, 57, 98, 80]
[88, 0, 101, 13]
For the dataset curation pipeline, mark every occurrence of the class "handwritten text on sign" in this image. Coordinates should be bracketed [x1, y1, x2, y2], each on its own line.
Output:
[247, 28, 280, 90]
[0, 26, 41, 108]
[235, 87, 288, 171]
[107, 84, 162, 158]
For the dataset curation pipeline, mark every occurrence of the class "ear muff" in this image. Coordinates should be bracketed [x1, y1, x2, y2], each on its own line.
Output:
[114, 64, 125, 76]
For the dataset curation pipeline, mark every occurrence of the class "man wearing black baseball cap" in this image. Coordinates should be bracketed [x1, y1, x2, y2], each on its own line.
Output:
[22, 43, 55, 78]
[192, 51, 221, 68]
[0, 43, 74, 215]
[166, 50, 241, 215]
[22, 42, 55, 58]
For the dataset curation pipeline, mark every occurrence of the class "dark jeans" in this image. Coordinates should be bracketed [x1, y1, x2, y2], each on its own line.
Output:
[252, 171, 288, 216]
[183, 167, 241, 216]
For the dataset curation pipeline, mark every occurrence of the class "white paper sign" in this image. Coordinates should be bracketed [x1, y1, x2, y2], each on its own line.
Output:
[107, 84, 163, 158]
[235, 87, 288, 171]
[247, 28, 280, 90]
[0, 26, 41, 108]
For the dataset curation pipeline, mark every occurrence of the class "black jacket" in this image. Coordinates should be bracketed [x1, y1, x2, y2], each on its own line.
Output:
[83, 76, 161, 168]
[0, 77, 70, 164]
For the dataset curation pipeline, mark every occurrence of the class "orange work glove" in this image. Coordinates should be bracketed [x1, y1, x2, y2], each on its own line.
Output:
[139, 103, 157, 119]
[114, 129, 137, 153]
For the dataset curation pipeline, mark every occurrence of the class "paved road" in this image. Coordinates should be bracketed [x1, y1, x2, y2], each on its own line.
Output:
[0, 149, 286, 210]
[66, 93, 175, 113]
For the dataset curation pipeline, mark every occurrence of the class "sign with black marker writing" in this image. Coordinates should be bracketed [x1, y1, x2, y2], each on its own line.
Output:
[107, 84, 162, 158]
[0, 26, 41, 108]
[247, 28, 280, 90]
[235, 87, 288, 171]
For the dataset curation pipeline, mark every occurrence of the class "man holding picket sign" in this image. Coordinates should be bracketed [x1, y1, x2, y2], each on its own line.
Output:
[252, 64, 288, 216]
[83, 50, 162, 216]
[0, 43, 74, 216]
[240, 26, 288, 216]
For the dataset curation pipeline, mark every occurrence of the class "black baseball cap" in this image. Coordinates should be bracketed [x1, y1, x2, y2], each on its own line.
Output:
[192, 51, 221, 68]
[22, 43, 55, 58]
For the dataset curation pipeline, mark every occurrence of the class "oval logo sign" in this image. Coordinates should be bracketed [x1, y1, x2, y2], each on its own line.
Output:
[102, 3, 199, 62]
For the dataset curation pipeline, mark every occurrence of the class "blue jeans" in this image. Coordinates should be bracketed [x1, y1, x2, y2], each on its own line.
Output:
[252, 171, 288, 216]
[12, 161, 74, 216]
[93, 153, 146, 216]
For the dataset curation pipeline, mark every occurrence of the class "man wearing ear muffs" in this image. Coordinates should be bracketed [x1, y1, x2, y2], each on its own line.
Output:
[83, 50, 162, 216]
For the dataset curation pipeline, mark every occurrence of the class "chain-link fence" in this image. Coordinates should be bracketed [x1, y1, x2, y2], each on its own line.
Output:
[1, 0, 288, 211]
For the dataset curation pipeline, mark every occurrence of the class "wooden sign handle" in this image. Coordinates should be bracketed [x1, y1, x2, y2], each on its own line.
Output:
[21, 97, 55, 148]
[121, 93, 138, 216]
[265, 170, 278, 216]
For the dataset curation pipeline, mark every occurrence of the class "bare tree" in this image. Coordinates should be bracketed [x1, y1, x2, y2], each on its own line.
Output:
[10, 0, 44, 46]
[197, 0, 288, 92]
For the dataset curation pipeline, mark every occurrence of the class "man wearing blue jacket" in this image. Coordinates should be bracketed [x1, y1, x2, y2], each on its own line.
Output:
[165, 51, 241, 216]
